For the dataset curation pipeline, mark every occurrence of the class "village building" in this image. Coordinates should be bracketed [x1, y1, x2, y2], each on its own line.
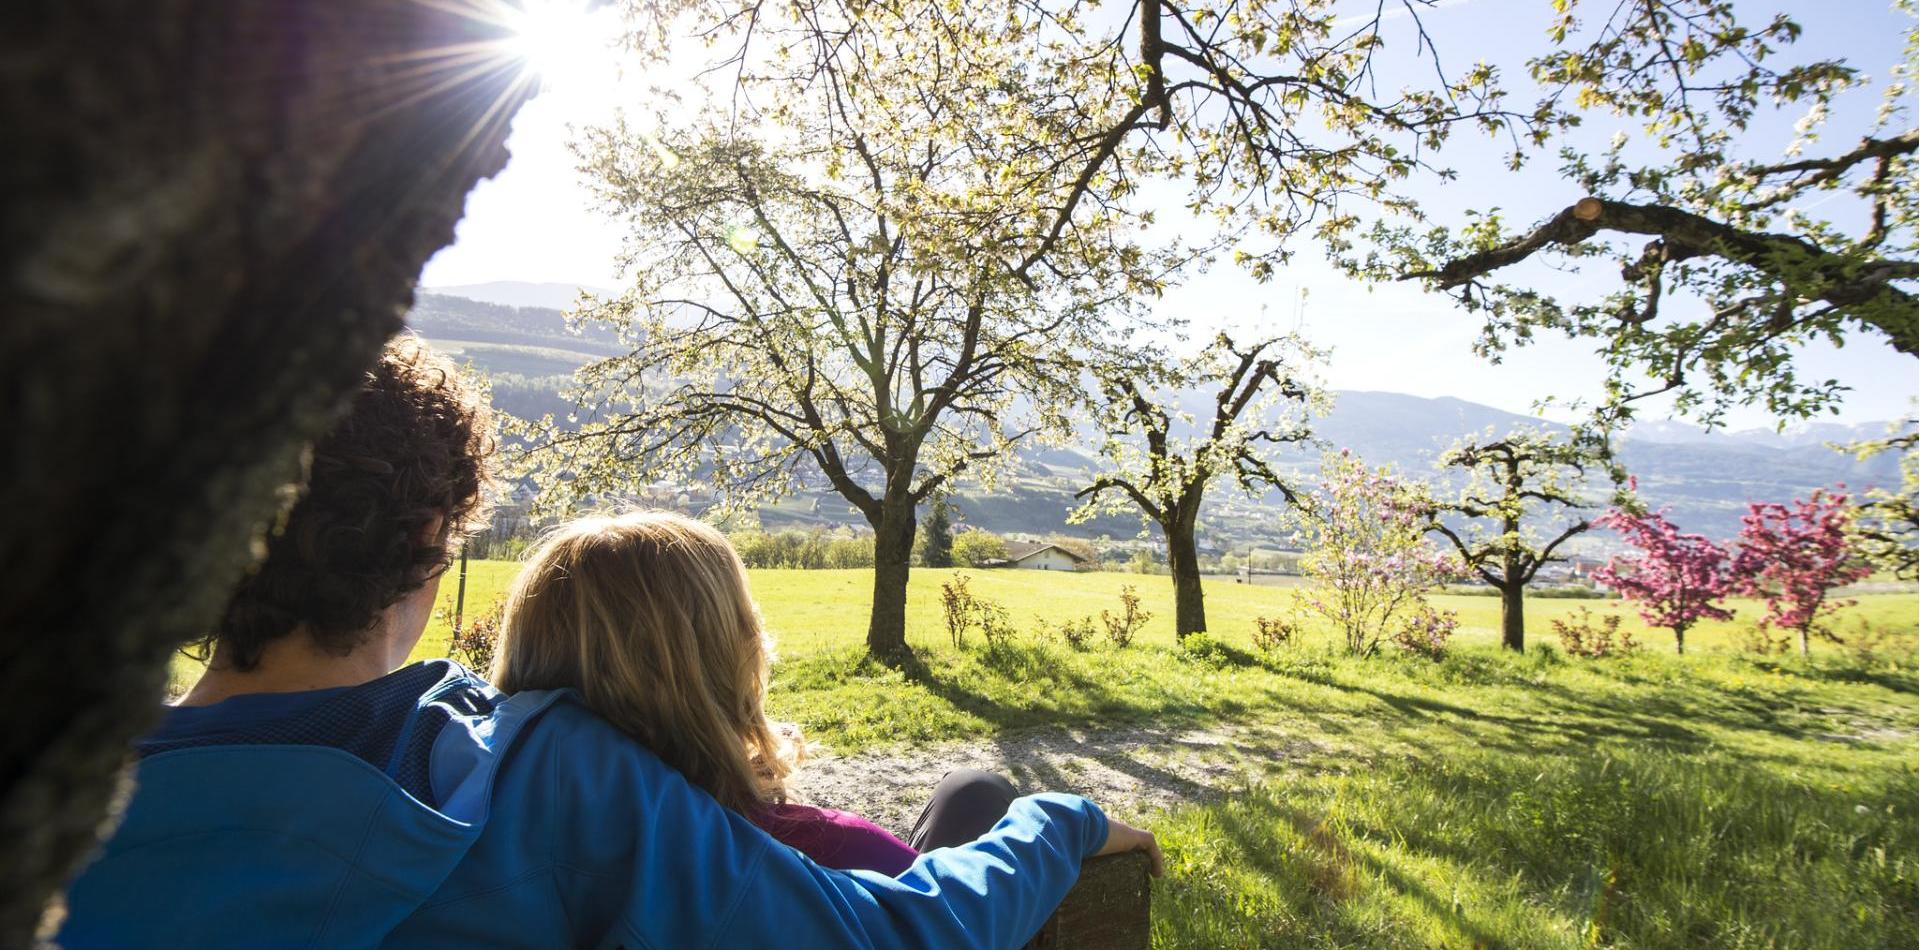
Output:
[985, 541, 1092, 571]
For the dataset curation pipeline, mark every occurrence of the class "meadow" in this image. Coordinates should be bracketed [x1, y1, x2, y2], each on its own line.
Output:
[174, 562, 1919, 946]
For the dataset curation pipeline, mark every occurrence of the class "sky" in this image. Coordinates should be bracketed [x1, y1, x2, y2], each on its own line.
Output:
[421, 0, 1918, 429]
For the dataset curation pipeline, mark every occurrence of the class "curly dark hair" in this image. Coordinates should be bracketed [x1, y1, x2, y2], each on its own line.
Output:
[204, 336, 496, 670]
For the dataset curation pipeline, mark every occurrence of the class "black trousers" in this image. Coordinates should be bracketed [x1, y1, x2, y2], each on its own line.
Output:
[905, 769, 1019, 851]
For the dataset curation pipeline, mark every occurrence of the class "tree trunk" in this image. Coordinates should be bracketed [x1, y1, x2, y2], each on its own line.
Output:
[1, 4, 529, 943]
[1799, 625, 1811, 658]
[1499, 583, 1525, 652]
[1166, 520, 1206, 640]
[1674, 623, 1687, 656]
[866, 500, 917, 659]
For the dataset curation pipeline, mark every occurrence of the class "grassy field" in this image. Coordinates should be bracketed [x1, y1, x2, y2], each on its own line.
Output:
[412, 560, 1915, 662]
[173, 562, 1919, 946]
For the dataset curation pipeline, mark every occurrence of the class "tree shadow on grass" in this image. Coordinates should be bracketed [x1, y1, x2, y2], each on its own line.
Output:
[1304, 673, 1713, 759]
[887, 644, 1223, 737]
[1155, 743, 1919, 950]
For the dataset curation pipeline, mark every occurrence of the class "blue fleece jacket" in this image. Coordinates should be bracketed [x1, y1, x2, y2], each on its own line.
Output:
[58, 661, 1108, 949]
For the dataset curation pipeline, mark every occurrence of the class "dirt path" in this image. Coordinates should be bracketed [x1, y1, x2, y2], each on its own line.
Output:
[786, 719, 1333, 834]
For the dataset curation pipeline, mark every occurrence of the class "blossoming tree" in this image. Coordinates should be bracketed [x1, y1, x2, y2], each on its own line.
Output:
[1731, 489, 1872, 657]
[1295, 450, 1458, 654]
[1425, 430, 1612, 652]
[1591, 509, 1735, 655]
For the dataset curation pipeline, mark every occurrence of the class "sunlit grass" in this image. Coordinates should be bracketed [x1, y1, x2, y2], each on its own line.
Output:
[164, 559, 1913, 695]
[162, 558, 1917, 945]
[1150, 741, 1917, 948]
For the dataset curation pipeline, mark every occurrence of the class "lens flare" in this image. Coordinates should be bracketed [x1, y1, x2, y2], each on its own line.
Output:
[504, 0, 618, 93]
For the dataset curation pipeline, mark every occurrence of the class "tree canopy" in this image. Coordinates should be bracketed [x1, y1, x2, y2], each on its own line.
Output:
[1363, 0, 1916, 426]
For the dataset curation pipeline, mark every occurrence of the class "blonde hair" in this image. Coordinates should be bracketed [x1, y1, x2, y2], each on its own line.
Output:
[492, 511, 799, 814]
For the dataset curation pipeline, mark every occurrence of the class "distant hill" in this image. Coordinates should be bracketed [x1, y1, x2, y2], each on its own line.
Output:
[407, 293, 624, 356]
[407, 294, 1906, 547]
[1623, 417, 1899, 450]
[423, 280, 615, 310]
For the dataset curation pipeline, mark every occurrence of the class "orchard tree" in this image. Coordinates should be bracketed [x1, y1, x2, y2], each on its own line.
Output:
[1423, 430, 1612, 651]
[1731, 488, 1872, 657]
[1075, 333, 1319, 640]
[520, 3, 1178, 658]
[1591, 508, 1735, 655]
[1295, 450, 1459, 655]
[1371, 0, 1915, 426]
[1844, 423, 1918, 580]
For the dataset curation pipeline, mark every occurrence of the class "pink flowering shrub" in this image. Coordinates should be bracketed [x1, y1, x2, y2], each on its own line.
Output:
[1730, 488, 1871, 657]
[1295, 450, 1459, 654]
[1591, 508, 1735, 655]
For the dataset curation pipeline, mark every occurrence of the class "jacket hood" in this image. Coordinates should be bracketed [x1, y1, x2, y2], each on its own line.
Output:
[58, 668, 564, 949]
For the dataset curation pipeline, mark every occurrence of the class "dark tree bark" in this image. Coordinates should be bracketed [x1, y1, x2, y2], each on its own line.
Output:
[1, 3, 532, 944]
[1411, 189, 1919, 354]
[1165, 514, 1207, 640]
[1498, 580, 1526, 653]
[867, 499, 917, 658]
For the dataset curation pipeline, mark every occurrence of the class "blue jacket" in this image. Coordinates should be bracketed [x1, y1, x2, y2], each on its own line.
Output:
[59, 661, 1107, 948]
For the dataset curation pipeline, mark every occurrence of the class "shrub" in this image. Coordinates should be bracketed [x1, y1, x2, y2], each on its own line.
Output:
[1178, 631, 1232, 666]
[1101, 584, 1151, 648]
[1738, 621, 1794, 656]
[978, 601, 1017, 652]
[1528, 586, 1611, 599]
[1841, 616, 1908, 665]
[1055, 615, 1097, 651]
[939, 572, 1015, 651]
[940, 574, 976, 648]
[1552, 607, 1639, 659]
[1391, 604, 1457, 660]
[1252, 614, 1300, 653]
[731, 528, 875, 569]
[448, 603, 503, 673]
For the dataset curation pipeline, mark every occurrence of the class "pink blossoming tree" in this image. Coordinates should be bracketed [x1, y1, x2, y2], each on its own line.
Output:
[1591, 509, 1735, 655]
[1730, 488, 1871, 657]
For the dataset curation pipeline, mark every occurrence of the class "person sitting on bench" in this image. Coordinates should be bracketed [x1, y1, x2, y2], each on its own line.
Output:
[494, 511, 1131, 876]
[56, 336, 1159, 949]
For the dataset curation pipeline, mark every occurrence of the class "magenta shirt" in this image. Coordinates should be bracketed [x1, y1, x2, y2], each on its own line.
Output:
[751, 803, 919, 876]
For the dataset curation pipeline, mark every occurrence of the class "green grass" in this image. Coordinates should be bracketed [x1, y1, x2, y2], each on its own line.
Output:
[170, 561, 1919, 946]
[1151, 733, 1916, 947]
[411, 560, 1916, 662]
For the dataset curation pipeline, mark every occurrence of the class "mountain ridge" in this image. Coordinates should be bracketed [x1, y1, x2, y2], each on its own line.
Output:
[405, 292, 1905, 545]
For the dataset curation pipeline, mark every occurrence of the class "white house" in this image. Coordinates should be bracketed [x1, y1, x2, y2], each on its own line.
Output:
[992, 541, 1091, 572]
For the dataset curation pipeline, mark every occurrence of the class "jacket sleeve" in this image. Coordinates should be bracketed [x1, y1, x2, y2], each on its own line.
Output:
[544, 708, 1107, 950]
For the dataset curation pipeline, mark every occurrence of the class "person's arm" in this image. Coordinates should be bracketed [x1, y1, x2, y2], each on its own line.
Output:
[715, 793, 1105, 948]
[546, 710, 1106, 950]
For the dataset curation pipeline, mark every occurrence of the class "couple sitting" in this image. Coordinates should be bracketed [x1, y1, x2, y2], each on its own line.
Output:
[59, 338, 1159, 949]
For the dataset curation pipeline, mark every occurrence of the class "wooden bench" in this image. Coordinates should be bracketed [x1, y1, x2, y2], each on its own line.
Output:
[1030, 851, 1152, 949]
